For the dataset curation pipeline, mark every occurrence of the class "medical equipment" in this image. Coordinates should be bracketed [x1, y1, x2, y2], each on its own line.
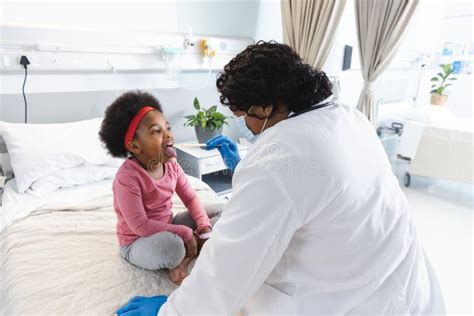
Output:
[181, 143, 220, 147]
[0, 25, 253, 77]
[206, 135, 240, 173]
[161, 47, 184, 81]
[201, 39, 217, 59]
[236, 115, 257, 143]
[377, 101, 473, 187]
[400, 119, 473, 187]
[287, 100, 335, 118]
[377, 122, 404, 138]
[184, 27, 194, 49]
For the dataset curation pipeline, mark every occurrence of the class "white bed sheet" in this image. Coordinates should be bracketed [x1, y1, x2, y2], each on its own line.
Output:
[378, 104, 473, 184]
[0, 176, 225, 315]
[0, 178, 114, 233]
[410, 123, 473, 184]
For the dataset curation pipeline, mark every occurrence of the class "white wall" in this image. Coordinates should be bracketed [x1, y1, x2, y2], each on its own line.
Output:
[3, 0, 469, 125]
[0, 1, 177, 32]
[323, 0, 473, 120]
[0, 0, 278, 142]
[323, 0, 361, 107]
[430, 0, 473, 118]
[0, 0, 277, 40]
[324, 1, 418, 107]
[0, 0, 181, 99]
[176, 0, 259, 39]
[254, 0, 283, 42]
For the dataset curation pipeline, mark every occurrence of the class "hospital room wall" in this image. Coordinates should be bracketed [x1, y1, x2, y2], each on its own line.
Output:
[321, 1, 417, 108]
[0, 0, 278, 141]
[324, 0, 473, 119]
[176, 0, 282, 41]
[0, 0, 276, 39]
[0, 2, 179, 32]
[407, 0, 473, 119]
[0, 85, 240, 143]
[2, 0, 471, 124]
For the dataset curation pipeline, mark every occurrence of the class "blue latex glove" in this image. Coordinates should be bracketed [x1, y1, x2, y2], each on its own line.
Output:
[116, 295, 167, 316]
[206, 135, 241, 173]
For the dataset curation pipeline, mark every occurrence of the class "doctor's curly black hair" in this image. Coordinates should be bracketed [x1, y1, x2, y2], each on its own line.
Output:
[99, 90, 163, 158]
[216, 40, 333, 115]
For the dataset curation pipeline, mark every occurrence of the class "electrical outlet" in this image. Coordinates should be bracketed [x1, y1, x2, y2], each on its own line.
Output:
[31, 55, 39, 66]
[3, 55, 11, 66]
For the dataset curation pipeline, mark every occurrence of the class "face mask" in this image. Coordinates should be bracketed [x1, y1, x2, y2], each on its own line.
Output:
[235, 106, 269, 143]
[236, 115, 256, 143]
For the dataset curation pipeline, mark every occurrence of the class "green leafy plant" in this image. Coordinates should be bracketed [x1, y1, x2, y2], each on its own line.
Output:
[430, 63, 457, 96]
[184, 97, 229, 131]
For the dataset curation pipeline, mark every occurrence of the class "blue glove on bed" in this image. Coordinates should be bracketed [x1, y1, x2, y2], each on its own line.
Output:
[117, 295, 167, 316]
[206, 135, 241, 173]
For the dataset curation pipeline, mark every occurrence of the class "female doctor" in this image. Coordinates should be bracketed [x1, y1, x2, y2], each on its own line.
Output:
[117, 41, 445, 315]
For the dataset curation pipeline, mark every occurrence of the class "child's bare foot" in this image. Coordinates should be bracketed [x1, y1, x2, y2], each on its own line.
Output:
[169, 265, 189, 285]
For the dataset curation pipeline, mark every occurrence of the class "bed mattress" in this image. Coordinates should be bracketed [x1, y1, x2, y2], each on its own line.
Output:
[0, 178, 224, 315]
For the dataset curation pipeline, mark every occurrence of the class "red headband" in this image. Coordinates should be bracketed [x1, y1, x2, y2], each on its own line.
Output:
[124, 106, 155, 150]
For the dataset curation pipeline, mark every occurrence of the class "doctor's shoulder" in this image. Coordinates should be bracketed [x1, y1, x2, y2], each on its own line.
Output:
[237, 129, 302, 174]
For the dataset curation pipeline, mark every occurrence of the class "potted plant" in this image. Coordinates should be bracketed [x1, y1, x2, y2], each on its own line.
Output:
[430, 63, 457, 106]
[184, 97, 229, 143]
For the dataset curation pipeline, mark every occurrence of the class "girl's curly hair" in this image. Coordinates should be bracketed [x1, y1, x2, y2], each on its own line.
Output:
[99, 90, 163, 158]
[216, 41, 333, 115]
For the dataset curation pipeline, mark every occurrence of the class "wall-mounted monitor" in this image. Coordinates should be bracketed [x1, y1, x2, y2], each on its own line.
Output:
[343, 45, 352, 71]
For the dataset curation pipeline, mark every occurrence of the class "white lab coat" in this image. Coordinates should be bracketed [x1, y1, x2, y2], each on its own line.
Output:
[159, 102, 445, 315]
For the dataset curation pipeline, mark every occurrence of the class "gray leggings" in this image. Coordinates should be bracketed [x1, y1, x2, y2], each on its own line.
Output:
[120, 209, 220, 270]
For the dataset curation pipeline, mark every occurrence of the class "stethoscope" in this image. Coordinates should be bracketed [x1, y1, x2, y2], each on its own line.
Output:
[287, 101, 336, 119]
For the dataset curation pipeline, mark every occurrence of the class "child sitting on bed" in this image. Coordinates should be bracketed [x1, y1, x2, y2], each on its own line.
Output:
[99, 90, 219, 285]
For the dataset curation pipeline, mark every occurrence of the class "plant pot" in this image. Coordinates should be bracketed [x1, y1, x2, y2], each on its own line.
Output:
[430, 94, 448, 106]
[195, 126, 222, 145]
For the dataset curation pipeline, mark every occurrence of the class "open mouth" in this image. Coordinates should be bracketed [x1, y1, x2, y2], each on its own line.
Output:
[163, 142, 177, 158]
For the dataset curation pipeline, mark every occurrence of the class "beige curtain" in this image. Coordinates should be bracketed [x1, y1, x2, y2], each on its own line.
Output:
[355, 0, 419, 124]
[282, 0, 347, 69]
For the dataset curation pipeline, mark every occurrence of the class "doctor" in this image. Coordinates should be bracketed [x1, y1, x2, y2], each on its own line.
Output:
[117, 41, 445, 315]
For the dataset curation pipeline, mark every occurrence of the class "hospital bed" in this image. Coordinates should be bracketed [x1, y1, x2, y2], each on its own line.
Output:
[377, 101, 473, 186]
[0, 119, 225, 315]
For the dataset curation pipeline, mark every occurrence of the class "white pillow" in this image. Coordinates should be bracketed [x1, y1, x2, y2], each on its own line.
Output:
[0, 135, 7, 153]
[30, 165, 119, 195]
[1, 153, 14, 178]
[0, 118, 121, 193]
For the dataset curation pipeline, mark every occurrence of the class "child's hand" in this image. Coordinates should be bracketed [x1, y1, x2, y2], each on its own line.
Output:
[184, 236, 198, 258]
[195, 227, 212, 253]
[199, 226, 212, 235]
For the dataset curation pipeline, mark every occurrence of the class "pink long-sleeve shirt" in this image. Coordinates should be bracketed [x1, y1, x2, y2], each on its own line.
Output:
[113, 158, 211, 246]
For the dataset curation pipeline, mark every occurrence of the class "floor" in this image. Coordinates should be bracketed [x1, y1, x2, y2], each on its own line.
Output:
[397, 173, 473, 315]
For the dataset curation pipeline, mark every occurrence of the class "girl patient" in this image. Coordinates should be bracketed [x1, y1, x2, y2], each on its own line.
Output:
[99, 90, 219, 284]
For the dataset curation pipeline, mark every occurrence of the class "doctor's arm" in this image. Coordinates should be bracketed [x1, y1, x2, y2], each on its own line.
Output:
[159, 168, 300, 315]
